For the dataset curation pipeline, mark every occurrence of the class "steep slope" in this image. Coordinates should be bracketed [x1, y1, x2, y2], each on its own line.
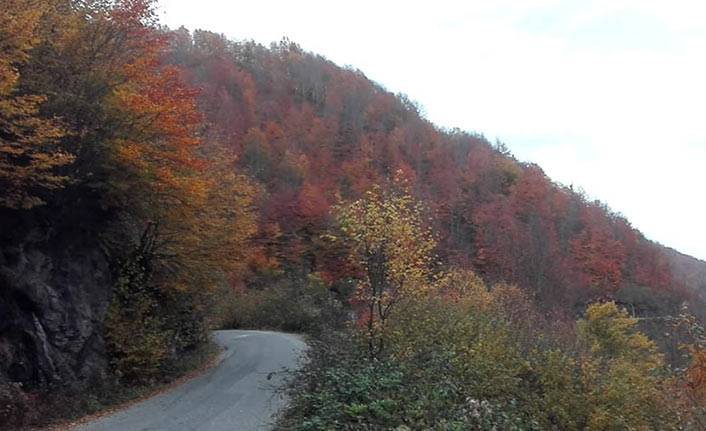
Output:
[0, 209, 112, 396]
[166, 30, 705, 315]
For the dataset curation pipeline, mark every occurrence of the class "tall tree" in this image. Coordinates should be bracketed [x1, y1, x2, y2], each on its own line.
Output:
[0, 0, 71, 209]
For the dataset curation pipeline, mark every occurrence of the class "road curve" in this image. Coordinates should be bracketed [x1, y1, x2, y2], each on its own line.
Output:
[71, 330, 306, 431]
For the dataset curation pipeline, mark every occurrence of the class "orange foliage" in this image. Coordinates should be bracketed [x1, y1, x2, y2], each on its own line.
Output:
[162, 29, 697, 310]
[0, 0, 71, 208]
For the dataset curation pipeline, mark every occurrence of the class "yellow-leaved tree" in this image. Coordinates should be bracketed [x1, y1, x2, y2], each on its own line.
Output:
[0, 0, 72, 209]
[334, 172, 438, 359]
[578, 302, 673, 431]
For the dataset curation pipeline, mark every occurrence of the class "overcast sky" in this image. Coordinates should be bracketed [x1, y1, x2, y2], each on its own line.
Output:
[157, 0, 706, 261]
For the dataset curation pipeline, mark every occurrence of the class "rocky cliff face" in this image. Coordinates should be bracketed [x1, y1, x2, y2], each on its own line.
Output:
[0, 213, 113, 424]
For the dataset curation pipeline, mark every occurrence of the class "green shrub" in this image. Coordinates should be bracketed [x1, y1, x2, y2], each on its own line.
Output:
[277, 271, 679, 430]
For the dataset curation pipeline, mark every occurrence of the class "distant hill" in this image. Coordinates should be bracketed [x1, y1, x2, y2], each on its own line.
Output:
[166, 30, 706, 316]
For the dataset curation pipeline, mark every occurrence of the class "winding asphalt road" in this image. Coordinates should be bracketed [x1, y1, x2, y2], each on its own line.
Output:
[71, 330, 306, 431]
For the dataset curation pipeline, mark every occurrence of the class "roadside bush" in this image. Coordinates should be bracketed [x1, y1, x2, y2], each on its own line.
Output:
[104, 258, 170, 383]
[278, 326, 544, 431]
[215, 273, 348, 334]
[278, 269, 678, 431]
[104, 255, 211, 385]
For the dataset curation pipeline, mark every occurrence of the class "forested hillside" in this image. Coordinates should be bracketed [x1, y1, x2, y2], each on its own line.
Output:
[1, 1, 705, 429]
[166, 29, 704, 312]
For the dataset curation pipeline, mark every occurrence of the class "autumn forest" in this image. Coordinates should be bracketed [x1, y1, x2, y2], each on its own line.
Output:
[1, 1, 705, 430]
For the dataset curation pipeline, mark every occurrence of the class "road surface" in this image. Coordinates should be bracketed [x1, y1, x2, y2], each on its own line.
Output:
[71, 330, 306, 431]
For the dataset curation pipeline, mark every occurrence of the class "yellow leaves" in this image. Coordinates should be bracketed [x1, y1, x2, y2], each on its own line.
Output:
[686, 346, 706, 400]
[141, 140, 258, 292]
[337, 183, 437, 297]
[441, 269, 491, 308]
[81, 3, 257, 295]
[578, 302, 669, 431]
[0, 0, 45, 93]
[0, 0, 72, 209]
[335, 182, 439, 357]
[115, 140, 146, 168]
[579, 302, 661, 365]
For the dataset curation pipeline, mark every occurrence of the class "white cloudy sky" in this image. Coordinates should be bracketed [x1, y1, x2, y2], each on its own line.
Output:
[157, 0, 706, 260]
